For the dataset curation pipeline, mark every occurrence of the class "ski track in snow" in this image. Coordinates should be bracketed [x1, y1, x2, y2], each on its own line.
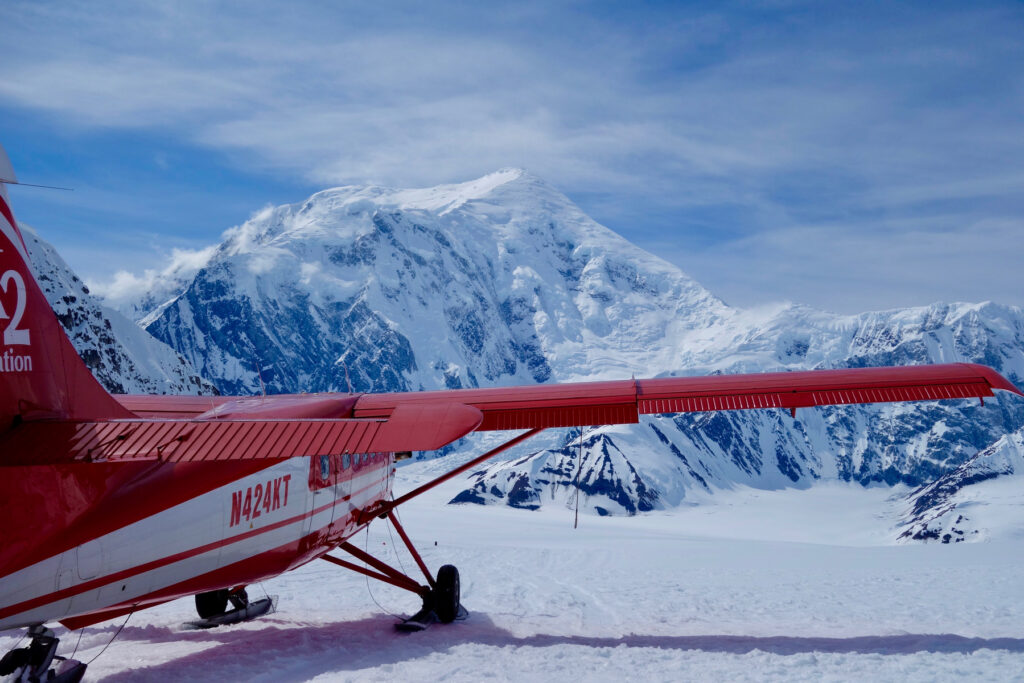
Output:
[6, 467, 1024, 682]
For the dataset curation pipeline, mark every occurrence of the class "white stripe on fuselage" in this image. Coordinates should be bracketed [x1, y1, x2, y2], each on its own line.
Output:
[0, 456, 391, 631]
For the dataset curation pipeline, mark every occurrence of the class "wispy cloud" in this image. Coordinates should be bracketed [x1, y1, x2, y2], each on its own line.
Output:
[90, 243, 217, 310]
[684, 214, 1024, 313]
[2, 0, 1023, 312]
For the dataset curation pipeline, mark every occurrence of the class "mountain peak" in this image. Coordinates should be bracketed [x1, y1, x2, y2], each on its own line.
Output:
[305, 167, 540, 217]
[386, 167, 533, 215]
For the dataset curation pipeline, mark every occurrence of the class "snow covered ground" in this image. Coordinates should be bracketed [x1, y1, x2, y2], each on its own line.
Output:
[7, 463, 1024, 682]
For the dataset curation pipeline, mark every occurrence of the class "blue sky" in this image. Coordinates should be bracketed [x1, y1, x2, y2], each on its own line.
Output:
[1, 0, 1022, 313]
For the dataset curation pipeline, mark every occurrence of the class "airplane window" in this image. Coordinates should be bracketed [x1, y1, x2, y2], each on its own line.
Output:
[342, 453, 350, 469]
[319, 455, 330, 481]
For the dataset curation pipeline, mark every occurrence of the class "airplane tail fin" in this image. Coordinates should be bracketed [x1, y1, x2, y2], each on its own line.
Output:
[0, 144, 130, 431]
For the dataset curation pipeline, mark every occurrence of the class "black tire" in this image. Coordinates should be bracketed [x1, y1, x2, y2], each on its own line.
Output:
[433, 564, 460, 623]
[195, 589, 230, 619]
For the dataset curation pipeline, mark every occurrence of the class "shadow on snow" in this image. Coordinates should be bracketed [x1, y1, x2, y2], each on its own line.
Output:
[84, 612, 1024, 681]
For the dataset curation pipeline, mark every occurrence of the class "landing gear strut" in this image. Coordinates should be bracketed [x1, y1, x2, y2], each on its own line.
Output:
[0, 625, 86, 683]
[320, 510, 467, 632]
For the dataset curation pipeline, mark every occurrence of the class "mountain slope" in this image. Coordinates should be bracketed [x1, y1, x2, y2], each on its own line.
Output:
[22, 225, 215, 396]
[896, 426, 1024, 543]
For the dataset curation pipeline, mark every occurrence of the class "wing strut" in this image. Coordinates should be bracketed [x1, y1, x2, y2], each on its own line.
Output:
[385, 509, 436, 589]
[322, 545, 427, 596]
[361, 427, 544, 521]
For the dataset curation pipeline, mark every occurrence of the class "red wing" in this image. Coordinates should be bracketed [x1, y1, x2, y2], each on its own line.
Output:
[352, 362, 1022, 430]
[8, 362, 1018, 465]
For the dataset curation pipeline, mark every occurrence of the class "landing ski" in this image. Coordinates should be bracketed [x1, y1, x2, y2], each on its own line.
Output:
[184, 596, 276, 630]
[395, 603, 468, 632]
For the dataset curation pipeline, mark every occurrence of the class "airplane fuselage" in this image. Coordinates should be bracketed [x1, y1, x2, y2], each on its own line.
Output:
[0, 450, 393, 630]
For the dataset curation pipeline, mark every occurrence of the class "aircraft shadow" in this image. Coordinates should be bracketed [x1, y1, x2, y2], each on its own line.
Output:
[94, 612, 1024, 682]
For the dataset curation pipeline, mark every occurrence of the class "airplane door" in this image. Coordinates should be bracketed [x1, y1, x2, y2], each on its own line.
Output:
[306, 455, 330, 539]
[330, 453, 351, 540]
[306, 454, 344, 544]
[76, 539, 102, 580]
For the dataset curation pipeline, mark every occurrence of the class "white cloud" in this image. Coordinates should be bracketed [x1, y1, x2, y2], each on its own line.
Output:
[3, 0, 1023, 311]
[90, 269, 159, 306]
[678, 216, 1024, 313]
[89, 244, 216, 310]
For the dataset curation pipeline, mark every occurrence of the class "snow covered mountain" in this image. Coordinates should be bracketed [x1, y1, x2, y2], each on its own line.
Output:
[108, 170, 1024, 515]
[22, 225, 215, 396]
[135, 169, 728, 395]
[897, 426, 1024, 543]
[455, 301, 1024, 514]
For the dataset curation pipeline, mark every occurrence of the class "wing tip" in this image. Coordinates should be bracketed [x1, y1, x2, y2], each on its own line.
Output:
[960, 362, 1024, 397]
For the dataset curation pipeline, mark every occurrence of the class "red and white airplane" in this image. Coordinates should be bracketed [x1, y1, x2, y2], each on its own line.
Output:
[0, 145, 1020, 682]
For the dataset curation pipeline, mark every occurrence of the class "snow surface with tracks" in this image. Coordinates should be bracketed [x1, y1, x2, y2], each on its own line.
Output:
[8, 458, 1024, 682]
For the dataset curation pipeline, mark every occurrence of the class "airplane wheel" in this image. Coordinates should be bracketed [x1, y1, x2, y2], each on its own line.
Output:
[195, 589, 230, 619]
[433, 565, 460, 623]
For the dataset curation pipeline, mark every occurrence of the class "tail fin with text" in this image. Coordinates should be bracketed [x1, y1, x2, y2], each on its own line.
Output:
[0, 144, 130, 432]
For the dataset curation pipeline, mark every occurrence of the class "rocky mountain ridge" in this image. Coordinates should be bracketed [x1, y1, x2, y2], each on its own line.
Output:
[22, 225, 214, 396]
[897, 426, 1024, 543]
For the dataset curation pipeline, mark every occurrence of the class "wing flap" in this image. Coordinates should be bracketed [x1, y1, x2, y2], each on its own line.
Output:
[635, 363, 1013, 415]
[353, 379, 640, 430]
[477, 403, 639, 430]
[367, 402, 483, 452]
[637, 382, 993, 414]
